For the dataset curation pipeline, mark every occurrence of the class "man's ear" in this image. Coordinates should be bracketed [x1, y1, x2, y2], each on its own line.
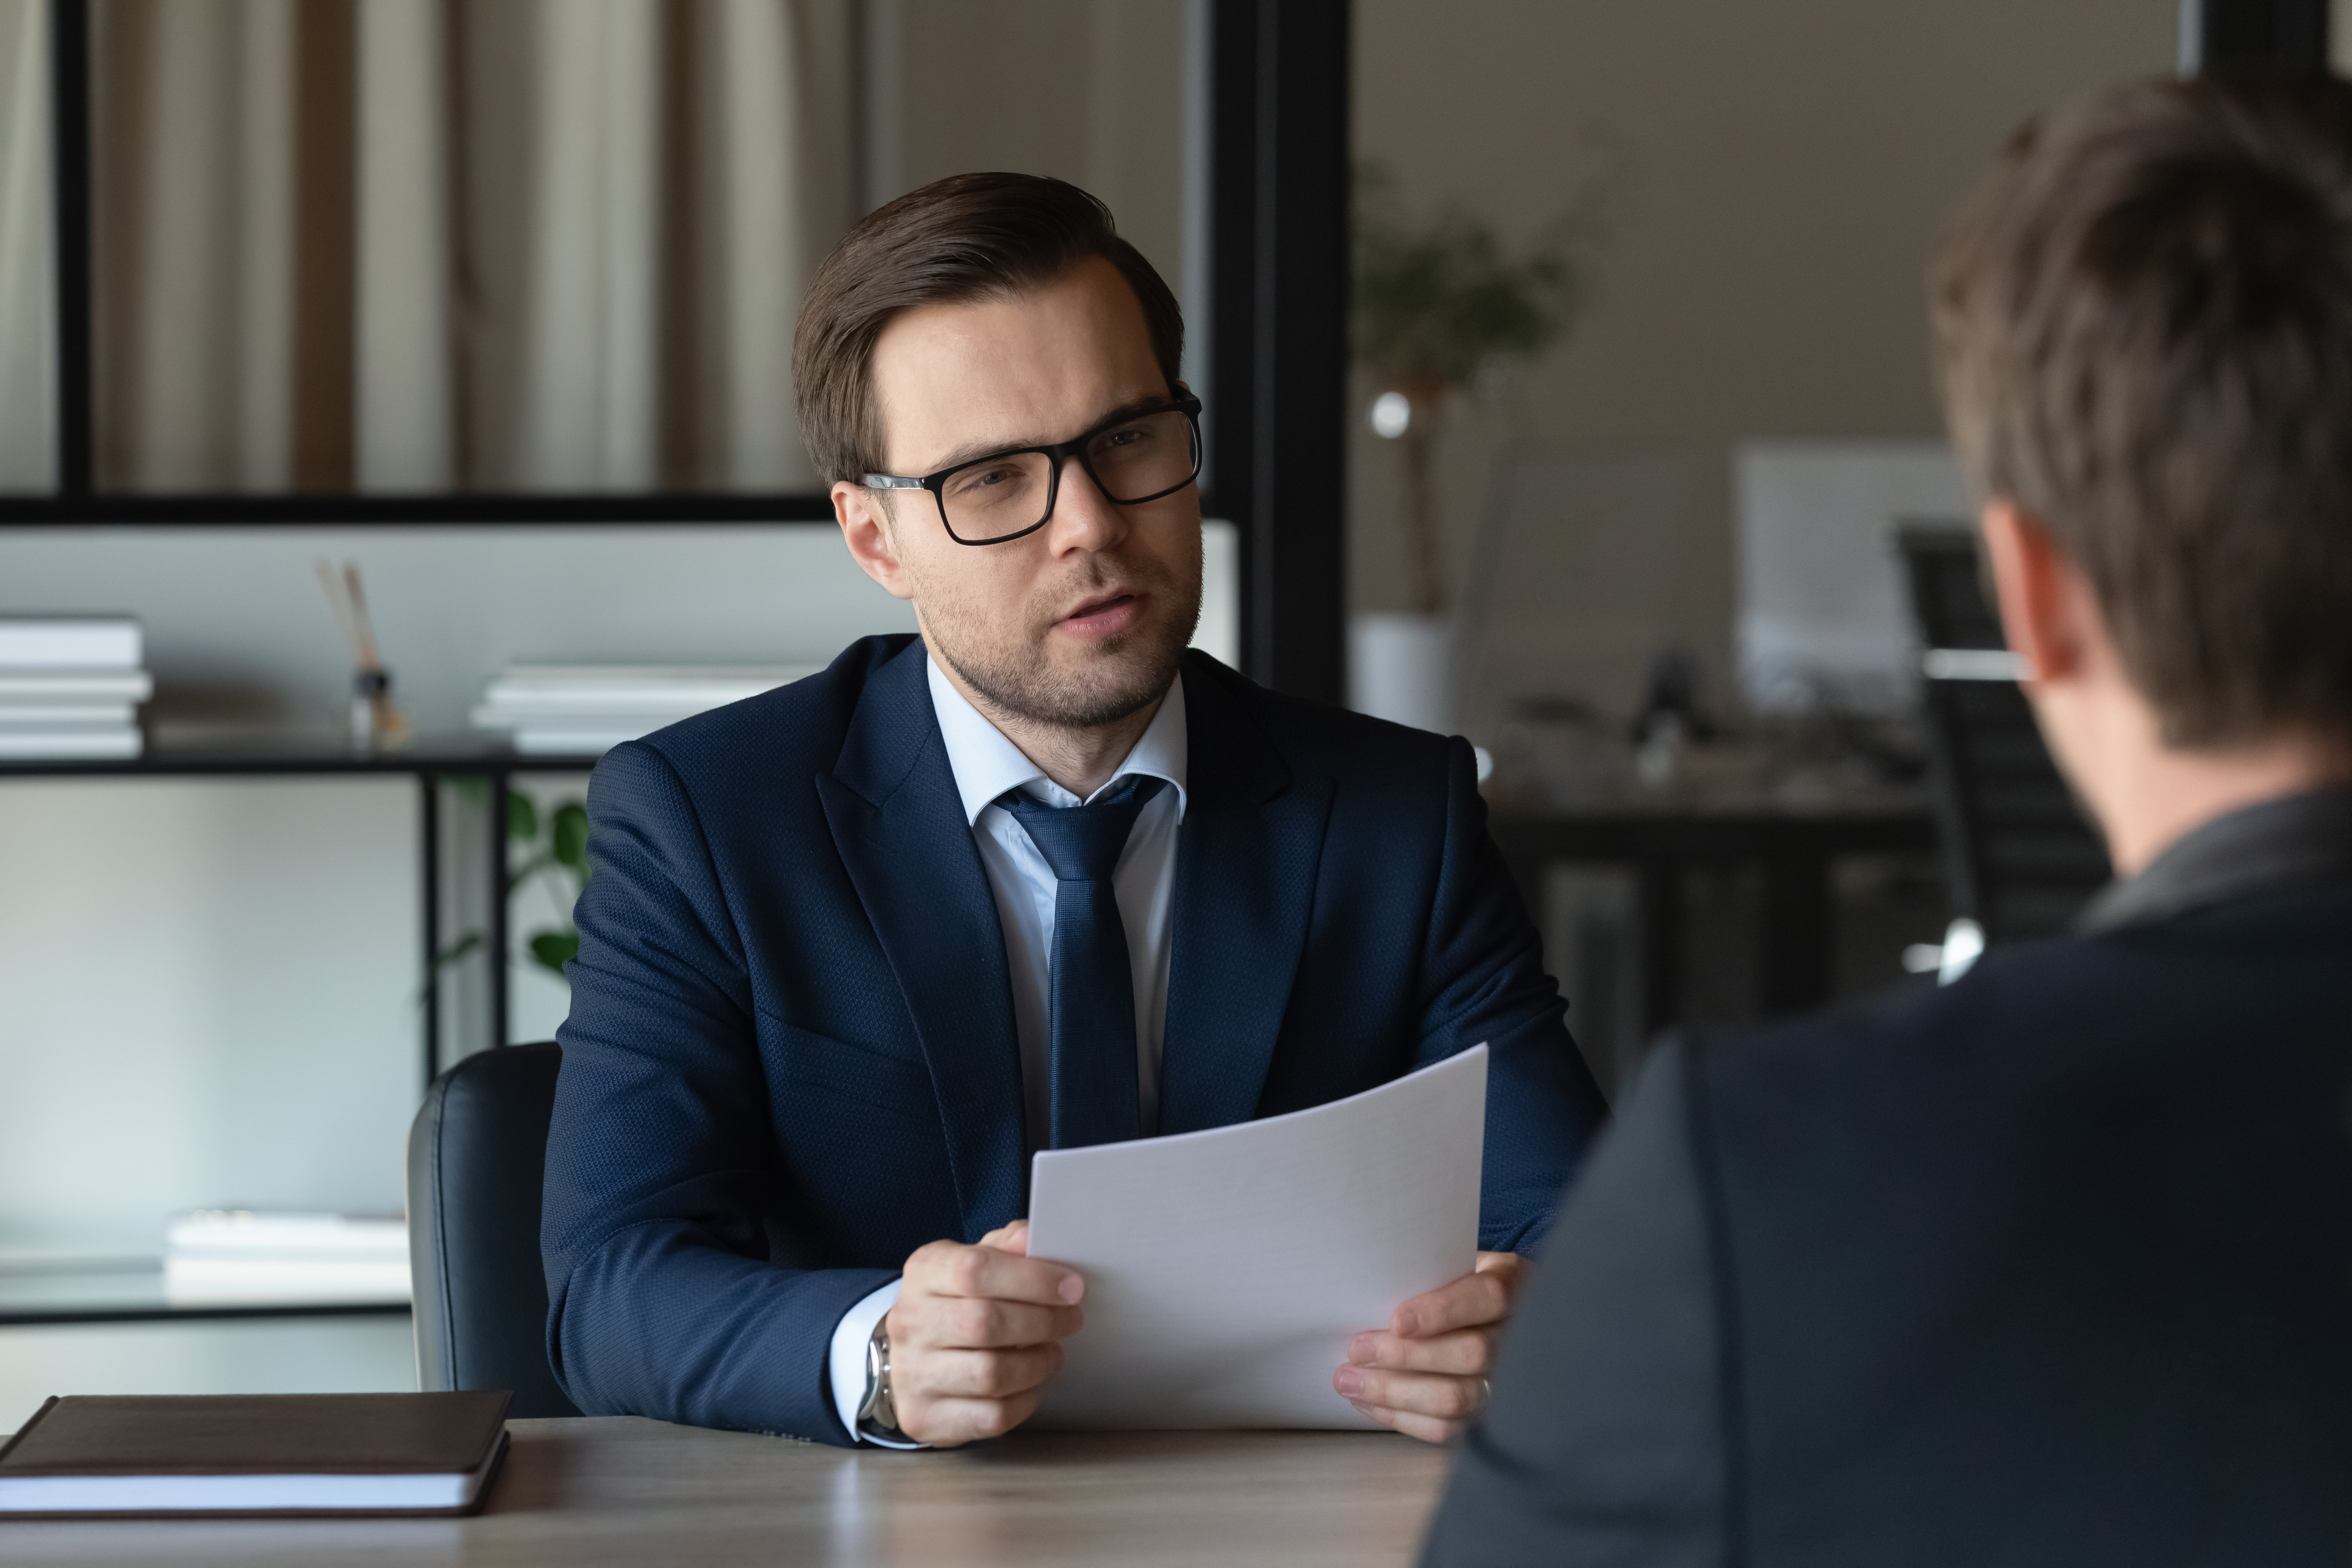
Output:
[1980, 499, 2087, 688]
[835, 480, 917, 602]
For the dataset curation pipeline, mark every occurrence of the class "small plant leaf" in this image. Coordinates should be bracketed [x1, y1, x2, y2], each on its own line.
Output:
[431, 931, 484, 969]
[551, 801, 589, 868]
[528, 929, 579, 976]
[1351, 149, 1629, 389]
[508, 850, 557, 886]
[508, 792, 540, 842]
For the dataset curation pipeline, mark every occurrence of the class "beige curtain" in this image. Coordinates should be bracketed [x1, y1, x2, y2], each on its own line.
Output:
[0, 0, 53, 491]
[357, 0, 452, 488]
[92, 0, 850, 494]
[93, 0, 297, 489]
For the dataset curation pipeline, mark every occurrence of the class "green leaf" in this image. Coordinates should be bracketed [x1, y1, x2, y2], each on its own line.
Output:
[509, 850, 557, 886]
[431, 931, 484, 970]
[508, 792, 540, 842]
[551, 801, 589, 868]
[528, 929, 579, 976]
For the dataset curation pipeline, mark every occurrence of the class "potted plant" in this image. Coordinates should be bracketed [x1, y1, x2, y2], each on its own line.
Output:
[1351, 157, 1623, 732]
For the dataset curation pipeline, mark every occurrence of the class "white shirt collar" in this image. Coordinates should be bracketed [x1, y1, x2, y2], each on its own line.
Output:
[925, 650, 1188, 826]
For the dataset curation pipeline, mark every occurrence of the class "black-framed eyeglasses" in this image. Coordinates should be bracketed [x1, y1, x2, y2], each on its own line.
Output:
[861, 393, 1203, 546]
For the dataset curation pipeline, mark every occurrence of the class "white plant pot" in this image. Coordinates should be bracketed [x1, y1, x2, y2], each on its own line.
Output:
[1349, 612, 1458, 735]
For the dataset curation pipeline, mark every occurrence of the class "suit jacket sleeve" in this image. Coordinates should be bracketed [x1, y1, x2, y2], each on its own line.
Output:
[1420, 1037, 1728, 1567]
[1417, 736, 1611, 1252]
[541, 740, 896, 1444]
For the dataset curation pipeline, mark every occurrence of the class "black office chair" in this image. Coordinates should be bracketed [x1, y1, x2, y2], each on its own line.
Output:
[406, 1040, 582, 1418]
[1898, 526, 2112, 945]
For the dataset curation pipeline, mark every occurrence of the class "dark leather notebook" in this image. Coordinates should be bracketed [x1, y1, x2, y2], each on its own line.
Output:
[0, 1390, 513, 1519]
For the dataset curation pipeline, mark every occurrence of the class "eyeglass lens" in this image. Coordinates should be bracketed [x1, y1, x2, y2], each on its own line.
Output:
[941, 408, 1197, 542]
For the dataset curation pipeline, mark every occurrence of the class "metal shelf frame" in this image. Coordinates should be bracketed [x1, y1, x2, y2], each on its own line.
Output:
[0, 742, 587, 1329]
[0, 741, 602, 1089]
[0, 1298, 412, 1330]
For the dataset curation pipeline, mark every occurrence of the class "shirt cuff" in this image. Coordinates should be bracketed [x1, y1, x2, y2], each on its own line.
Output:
[828, 1279, 924, 1448]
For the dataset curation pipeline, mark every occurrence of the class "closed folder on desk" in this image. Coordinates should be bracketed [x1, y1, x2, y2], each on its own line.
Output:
[0, 1391, 511, 1519]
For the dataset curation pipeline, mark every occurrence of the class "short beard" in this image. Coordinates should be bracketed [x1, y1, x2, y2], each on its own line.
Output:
[942, 601, 1192, 731]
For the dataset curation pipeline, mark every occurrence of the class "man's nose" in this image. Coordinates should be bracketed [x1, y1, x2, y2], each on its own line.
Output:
[1044, 456, 1128, 553]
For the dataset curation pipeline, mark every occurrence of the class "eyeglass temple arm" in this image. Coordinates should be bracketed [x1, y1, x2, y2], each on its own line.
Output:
[860, 475, 928, 491]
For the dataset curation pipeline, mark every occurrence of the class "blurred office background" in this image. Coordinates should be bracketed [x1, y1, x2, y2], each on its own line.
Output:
[0, 0, 2237, 1426]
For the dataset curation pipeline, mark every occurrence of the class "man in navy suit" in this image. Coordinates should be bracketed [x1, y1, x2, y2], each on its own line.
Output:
[541, 172, 1606, 1448]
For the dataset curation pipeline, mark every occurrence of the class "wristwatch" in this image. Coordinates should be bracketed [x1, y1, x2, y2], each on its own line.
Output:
[857, 1315, 902, 1439]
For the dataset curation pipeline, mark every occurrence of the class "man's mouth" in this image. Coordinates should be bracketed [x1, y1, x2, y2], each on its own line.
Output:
[1056, 590, 1146, 642]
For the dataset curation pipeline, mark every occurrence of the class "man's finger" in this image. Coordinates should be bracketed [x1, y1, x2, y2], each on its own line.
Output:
[905, 1343, 1063, 1401]
[1349, 1399, 1464, 1445]
[979, 1219, 1031, 1254]
[1390, 1267, 1511, 1339]
[1346, 1325, 1494, 1376]
[902, 1390, 1041, 1447]
[1472, 1250, 1526, 1282]
[1333, 1363, 1487, 1423]
[905, 1239, 1084, 1305]
[926, 1297, 1082, 1350]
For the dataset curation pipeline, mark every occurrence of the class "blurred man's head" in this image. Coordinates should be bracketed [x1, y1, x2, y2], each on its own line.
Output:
[1933, 72, 2352, 866]
[795, 173, 1202, 736]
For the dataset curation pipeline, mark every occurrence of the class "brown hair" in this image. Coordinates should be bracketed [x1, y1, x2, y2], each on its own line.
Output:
[792, 172, 1184, 485]
[1933, 70, 2352, 746]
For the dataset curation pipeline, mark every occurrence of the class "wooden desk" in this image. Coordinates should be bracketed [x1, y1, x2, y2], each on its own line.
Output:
[0, 1417, 1450, 1566]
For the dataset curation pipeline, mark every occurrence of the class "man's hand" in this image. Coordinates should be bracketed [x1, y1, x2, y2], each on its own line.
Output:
[884, 1219, 1084, 1446]
[1335, 1251, 1526, 1443]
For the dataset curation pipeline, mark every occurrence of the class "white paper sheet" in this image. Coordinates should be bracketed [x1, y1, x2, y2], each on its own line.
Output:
[1024, 1045, 1487, 1430]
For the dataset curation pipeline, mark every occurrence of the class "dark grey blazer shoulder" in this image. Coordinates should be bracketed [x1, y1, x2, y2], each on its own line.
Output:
[1425, 884, 2352, 1567]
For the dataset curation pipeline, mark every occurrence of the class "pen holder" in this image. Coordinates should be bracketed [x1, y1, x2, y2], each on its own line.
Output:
[351, 668, 413, 753]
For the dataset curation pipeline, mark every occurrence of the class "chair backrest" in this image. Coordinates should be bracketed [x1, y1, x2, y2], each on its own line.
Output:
[1898, 527, 2112, 943]
[406, 1040, 582, 1418]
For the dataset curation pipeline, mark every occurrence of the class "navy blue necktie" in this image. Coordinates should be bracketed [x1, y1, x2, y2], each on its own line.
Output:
[1000, 774, 1168, 1149]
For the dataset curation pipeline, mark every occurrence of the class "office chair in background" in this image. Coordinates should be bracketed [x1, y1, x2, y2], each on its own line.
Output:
[1897, 527, 2112, 976]
[406, 1041, 582, 1418]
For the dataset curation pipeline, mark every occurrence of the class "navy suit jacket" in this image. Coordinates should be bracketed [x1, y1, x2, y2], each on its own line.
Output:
[542, 633, 1605, 1444]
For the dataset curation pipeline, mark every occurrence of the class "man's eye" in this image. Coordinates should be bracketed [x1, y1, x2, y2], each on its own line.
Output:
[952, 465, 1017, 495]
[1098, 426, 1146, 450]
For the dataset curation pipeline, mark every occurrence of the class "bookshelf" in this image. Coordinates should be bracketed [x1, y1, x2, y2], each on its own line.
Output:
[0, 735, 599, 1087]
[0, 737, 600, 1328]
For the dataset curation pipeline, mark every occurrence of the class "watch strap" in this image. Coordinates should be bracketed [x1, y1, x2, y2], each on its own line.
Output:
[857, 1315, 902, 1439]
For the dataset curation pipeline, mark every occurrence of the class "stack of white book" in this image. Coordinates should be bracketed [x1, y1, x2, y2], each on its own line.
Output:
[0, 618, 150, 760]
[470, 665, 817, 755]
[162, 1210, 411, 1306]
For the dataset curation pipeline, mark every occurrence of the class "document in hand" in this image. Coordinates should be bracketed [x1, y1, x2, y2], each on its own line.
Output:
[1025, 1045, 1487, 1429]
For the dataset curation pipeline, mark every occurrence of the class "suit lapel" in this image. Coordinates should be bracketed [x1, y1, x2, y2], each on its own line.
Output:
[817, 642, 1028, 1238]
[1158, 656, 1335, 1135]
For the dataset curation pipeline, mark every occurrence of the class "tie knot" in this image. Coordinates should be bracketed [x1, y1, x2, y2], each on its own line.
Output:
[1000, 774, 1168, 883]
